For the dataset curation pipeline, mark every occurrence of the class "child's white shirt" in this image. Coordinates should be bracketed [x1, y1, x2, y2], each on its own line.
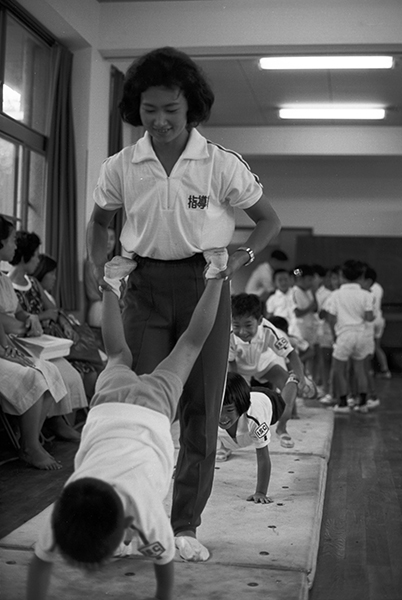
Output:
[229, 318, 294, 376]
[34, 402, 177, 566]
[266, 288, 299, 335]
[326, 283, 374, 336]
[218, 391, 273, 450]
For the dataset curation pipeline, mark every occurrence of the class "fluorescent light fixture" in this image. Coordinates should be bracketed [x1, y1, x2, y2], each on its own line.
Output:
[259, 56, 394, 70]
[279, 106, 386, 120]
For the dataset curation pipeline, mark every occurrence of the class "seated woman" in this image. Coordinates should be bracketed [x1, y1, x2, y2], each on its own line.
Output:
[0, 218, 80, 468]
[0, 319, 66, 471]
[1, 225, 87, 440]
[32, 253, 104, 397]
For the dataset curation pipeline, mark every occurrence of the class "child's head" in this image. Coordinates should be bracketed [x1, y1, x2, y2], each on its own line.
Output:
[312, 264, 327, 290]
[270, 249, 288, 270]
[231, 293, 263, 342]
[268, 315, 289, 335]
[361, 264, 377, 290]
[219, 372, 251, 429]
[293, 264, 315, 290]
[329, 266, 341, 290]
[9, 230, 41, 273]
[52, 478, 130, 569]
[119, 46, 214, 128]
[32, 254, 57, 292]
[0, 215, 16, 261]
[273, 269, 292, 293]
[340, 259, 365, 283]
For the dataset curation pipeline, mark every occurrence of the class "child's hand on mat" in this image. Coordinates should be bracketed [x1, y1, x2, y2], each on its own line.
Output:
[247, 492, 273, 504]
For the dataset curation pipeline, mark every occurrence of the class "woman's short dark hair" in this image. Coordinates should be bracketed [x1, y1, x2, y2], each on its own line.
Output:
[10, 231, 41, 265]
[52, 478, 125, 568]
[119, 46, 214, 128]
[32, 254, 57, 282]
[0, 216, 15, 249]
[223, 372, 251, 416]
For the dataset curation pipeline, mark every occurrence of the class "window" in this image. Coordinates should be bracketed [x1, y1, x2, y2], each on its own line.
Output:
[0, 2, 55, 242]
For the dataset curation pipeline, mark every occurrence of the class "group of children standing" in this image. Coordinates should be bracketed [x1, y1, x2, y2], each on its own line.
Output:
[260, 258, 390, 414]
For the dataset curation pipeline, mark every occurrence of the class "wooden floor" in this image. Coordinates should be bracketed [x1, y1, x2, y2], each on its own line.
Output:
[310, 375, 402, 600]
[1, 378, 401, 599]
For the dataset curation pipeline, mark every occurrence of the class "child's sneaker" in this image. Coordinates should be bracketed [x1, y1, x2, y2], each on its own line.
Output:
[333, 405, 350, 414]
[366, 398, 380, 410]
[377, 370, 391, 379]
[203, 248, 228, 279]
[319, 393, 334, 405]
[216, 448, 232, 462]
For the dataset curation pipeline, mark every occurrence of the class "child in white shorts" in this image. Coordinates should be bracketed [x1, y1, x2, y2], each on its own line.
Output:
[326, 260, 374, 414]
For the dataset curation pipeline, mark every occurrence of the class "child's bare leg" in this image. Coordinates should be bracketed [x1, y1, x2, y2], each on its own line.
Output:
[45, 415, 81, 442]
[375, 338, 390, 375]
[321, 347, 333, 395]
[260, 365, 297, 442]
[353, 359, 368, 396]
[19, 394, 62, 470]
[332, 358, 348, 404]
[364, 354, 376, 397]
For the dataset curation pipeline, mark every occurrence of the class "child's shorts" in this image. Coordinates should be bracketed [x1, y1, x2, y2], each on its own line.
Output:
[91, 364, 182, 422]
[318, 323, 334, 349]
[296, 319, 318, 346]
[332, 330, 373, 361]
[237, 348, 287, 382]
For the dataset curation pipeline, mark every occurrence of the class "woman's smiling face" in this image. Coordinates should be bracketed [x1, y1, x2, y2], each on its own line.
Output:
[139, 86, 189, 148]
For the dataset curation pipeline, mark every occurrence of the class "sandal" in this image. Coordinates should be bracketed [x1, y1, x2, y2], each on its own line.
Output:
[276, 432, 295, 448]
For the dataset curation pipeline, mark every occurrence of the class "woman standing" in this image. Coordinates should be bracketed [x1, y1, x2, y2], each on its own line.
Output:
[87, 46, 281, 561]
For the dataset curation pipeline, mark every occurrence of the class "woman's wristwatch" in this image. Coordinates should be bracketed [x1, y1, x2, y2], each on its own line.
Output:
[236, 246, 255, 266]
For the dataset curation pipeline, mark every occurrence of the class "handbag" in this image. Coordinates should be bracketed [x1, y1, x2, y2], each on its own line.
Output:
[43, 311, 104, 367]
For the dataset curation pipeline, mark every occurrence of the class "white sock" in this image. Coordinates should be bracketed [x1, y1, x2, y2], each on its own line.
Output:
[104, 257, 137, 298]
[203, 248, 228, 279]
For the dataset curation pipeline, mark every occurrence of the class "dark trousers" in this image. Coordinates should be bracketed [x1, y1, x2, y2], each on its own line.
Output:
[122, 254, 230, 534]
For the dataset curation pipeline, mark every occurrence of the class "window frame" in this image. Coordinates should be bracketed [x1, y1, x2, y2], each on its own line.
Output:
[0, 0, 55, 234]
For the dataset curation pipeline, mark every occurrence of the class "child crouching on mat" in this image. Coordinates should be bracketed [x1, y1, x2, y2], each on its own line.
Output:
[26, 249, 227, 600]
[217, 371, 286, 504]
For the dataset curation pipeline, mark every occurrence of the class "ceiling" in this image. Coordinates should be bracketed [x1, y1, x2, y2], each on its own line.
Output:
[109, 52, 402, 129]
[97, 1, 402, 129]
[187, 55, 402, 127]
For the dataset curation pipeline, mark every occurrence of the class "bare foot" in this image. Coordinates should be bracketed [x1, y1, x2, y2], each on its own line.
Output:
[20, 448, 62, 470]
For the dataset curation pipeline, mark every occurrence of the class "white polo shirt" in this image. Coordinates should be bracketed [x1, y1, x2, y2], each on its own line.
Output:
[326, 283, 374, 336]
[218, 391, 273, 450]
[229, 318, 294, 377]
[34, 403, 176, 566]
[94, 129, 263, 260]
[266, 288, 299, 335]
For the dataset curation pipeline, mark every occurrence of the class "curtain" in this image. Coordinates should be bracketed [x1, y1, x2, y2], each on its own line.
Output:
[108, 65, 125, 256]
[45, 45, 78, 310]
